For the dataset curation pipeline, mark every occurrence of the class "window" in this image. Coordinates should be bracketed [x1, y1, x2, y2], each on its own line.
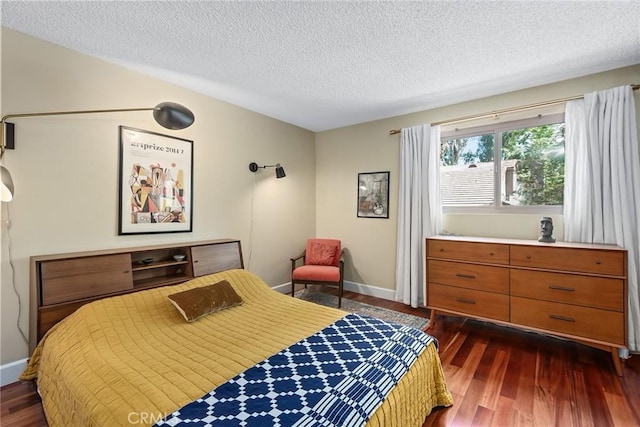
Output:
[440, 114, 565, 212]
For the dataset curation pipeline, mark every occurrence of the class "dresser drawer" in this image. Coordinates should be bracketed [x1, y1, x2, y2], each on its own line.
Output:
[429, 260, 509, 293]
[428, 239, 509, 265]
[510, 296, 624, 346]
[510, 245, 624, 275]
[511, 269, 623, 311]
[428, 283, 509, 321]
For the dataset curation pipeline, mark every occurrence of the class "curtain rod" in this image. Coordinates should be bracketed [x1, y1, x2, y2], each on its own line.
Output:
[388, 84, 640, 135]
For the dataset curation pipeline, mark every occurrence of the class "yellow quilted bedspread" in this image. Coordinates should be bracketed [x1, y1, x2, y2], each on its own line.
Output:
[21, 269, 452, 426]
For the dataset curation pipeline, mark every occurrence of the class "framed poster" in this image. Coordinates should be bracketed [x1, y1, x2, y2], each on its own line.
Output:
[357, 171, 389, 218]
[118, 126, 193, 235]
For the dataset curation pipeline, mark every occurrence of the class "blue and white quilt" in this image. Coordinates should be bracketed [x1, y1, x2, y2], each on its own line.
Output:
[156, 313, 435, 427]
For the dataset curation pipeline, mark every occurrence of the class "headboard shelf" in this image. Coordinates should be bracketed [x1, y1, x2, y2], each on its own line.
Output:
[30, 239, 243, 351]
[133, 274, 193, 290]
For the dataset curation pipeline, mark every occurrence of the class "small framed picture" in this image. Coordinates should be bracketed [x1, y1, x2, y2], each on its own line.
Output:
[118, 126, 193, 235]
[357, 171, 390, 218]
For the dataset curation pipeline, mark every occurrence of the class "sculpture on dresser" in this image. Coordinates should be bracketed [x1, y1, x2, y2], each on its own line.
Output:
[538, 217, 556, 243]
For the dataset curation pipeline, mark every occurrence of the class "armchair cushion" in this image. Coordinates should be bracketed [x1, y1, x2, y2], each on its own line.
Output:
[305, 239, 341, 266]
[292, 265, 341, 282]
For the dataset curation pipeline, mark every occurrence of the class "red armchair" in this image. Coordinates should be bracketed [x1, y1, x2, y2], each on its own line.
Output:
[291, 239, 344, 307]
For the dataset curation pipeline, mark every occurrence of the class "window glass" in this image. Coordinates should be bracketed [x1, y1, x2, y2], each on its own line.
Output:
[440, 116, 564, 210]
[440, 134, 495, 207]
[501, 123, 565, 206]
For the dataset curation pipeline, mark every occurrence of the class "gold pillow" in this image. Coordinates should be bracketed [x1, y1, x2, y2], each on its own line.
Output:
[168, 280, 243, 322]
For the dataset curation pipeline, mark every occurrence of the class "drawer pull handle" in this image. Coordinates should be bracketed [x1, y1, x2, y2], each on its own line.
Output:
[548, 285, 575, 292]
[526, 255, 532, 259]
[549, 314, 575, 323]
[456, 273, 476, 279]
[595, 260, 601, 265]
[456, 298, 476, 305]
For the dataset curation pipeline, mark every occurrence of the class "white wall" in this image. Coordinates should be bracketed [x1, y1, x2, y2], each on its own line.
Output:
[315, 64, 640, 293]
[0, 28, 316, 364]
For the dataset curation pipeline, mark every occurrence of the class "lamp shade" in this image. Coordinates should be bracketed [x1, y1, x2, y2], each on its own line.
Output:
[275, 164, 286, 179]
[1, 166, 14, 202]
[153, 102, 195, 130]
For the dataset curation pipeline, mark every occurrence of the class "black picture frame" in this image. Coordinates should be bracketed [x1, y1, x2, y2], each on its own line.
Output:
[118, 126, 193, 235]
[357, 171, 390, 218]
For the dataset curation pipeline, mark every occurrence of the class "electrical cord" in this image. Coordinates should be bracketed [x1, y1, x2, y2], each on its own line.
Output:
[247, 173, 256, 270]
[4, 204, 29, 348]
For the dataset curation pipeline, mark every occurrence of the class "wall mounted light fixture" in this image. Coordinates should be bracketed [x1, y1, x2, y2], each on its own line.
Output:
[0, 101, 195, 202]
[248, 162, 286, 179]
[0, 165, 14, 202]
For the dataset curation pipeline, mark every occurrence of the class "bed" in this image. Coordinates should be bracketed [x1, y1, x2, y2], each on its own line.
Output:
[21, 268, 452, 426]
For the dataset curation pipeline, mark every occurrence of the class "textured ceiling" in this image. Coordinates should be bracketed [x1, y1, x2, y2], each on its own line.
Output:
[2, 1, 640, 131]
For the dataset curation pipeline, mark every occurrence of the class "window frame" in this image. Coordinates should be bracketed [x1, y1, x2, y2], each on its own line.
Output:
[440, 113, 565, 215]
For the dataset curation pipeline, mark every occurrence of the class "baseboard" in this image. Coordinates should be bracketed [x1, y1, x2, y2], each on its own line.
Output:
[0, 358, 27, 387]
[271, 282, 292, 293]
[272, 281, 395, 301]
[344, 280, 396, 300]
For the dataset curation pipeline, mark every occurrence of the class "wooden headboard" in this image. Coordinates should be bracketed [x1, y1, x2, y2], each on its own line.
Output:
[29, 239, 243, 351]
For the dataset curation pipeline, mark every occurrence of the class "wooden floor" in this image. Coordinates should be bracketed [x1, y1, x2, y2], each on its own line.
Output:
[2, 288, 639, 427]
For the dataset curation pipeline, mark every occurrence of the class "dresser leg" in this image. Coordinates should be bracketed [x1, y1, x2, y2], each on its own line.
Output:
[610, 347, 623, 376]
[425, 309, 436, 331]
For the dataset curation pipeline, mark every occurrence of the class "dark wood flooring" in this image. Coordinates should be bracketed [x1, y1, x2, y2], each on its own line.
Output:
[2, 288, 639, 426]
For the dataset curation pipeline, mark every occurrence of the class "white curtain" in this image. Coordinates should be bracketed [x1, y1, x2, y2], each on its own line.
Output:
[564, 85, 640, 353]
[395, 124, 441, 308]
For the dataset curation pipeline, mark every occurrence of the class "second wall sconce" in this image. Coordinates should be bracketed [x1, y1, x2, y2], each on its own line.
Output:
[248, 162, 286, 179]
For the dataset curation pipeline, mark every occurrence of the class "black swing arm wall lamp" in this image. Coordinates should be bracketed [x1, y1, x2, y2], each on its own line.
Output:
[248, 162, 286, 179]
[0, 101, 195, 202]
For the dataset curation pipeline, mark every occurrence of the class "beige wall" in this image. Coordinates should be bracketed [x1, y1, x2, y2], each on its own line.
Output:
[0, 28, 316, 364]
[316, 64, 640, 293]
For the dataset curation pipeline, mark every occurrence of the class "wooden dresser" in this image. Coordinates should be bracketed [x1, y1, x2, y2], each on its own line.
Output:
[30, 239, 243, 351]
[425, 235, 627, 375]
